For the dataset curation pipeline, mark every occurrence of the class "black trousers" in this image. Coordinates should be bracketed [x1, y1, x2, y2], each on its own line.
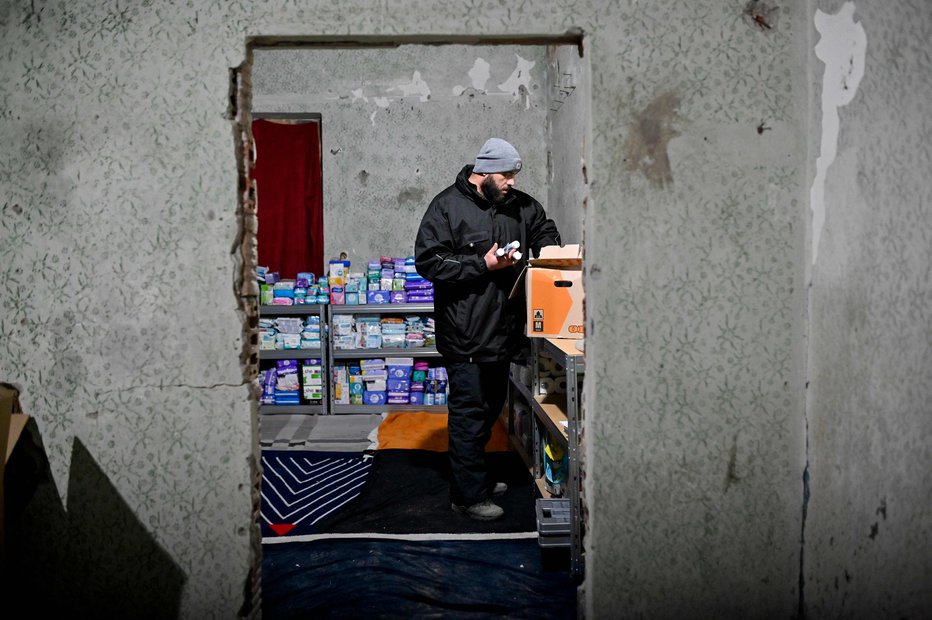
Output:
[446, 360, 510, 506]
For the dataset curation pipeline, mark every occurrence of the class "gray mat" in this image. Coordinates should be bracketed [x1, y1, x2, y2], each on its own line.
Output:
[259, 413, 383, 452]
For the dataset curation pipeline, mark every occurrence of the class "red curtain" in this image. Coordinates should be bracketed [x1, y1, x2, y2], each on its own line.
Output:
[252, 119, 323, 279]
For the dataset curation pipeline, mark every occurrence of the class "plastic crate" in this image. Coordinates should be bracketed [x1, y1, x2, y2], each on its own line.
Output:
[536, 498, 571, 548]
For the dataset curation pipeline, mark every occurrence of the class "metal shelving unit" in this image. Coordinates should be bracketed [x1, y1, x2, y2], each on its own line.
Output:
[330, 302, 435, 315]
[332, 346, 441, 360]
[258, 304, 328, 415]
[508, 336, 584, 579]
[328, 302, 447, 415]
[331, 403, 446, 414]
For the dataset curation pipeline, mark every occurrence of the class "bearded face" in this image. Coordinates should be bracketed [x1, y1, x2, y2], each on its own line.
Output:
[480, 174, 508, 204]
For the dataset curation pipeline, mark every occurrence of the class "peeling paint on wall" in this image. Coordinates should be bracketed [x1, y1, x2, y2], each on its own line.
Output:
[370, 96, 390, 125]
[355, 71, 432, 125]
[388, 70, 431, 102]
[810, 2, 867, 265]
[452, 58, 492, 95]
[469, 58, 491, 91]
[452, 54, 536, 106]
[623, 91, 681, 188]
[498, 54, 536, 109]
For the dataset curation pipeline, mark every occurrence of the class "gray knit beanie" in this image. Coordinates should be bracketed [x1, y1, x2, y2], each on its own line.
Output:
[473, 138, 522, 174]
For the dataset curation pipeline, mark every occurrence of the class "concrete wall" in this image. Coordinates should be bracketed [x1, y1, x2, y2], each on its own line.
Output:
[804, 1, 932, 616]
[546, 43, 590, 246]
[0, 1, 928, 618]
[252, 44, 552, 268]
[583, 2, 808, 615]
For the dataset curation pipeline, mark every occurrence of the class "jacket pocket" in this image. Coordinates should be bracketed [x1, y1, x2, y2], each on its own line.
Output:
[457, 230, 489, 253]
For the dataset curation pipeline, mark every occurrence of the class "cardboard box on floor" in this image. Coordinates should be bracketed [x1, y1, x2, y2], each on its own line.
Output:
[509, 244, 584, 340]
[2, 383, 30, 562]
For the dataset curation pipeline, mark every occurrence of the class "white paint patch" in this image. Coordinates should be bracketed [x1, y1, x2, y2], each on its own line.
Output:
[388, 70, 431, 102]
[452, 58, 491, 96]
[469, 58, 491, 91]
[369, 97, 390, 126]
[350, 88, 367, 103]
[497, 54, 536, 109]
[811, 2, 867, 265]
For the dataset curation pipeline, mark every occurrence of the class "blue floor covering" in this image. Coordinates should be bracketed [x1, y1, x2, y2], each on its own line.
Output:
[261, 537, 577, 619]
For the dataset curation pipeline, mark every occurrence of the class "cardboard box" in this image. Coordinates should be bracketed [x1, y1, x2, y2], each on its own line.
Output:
[511, 244, 584, 339]
[2, 383, 30, 562]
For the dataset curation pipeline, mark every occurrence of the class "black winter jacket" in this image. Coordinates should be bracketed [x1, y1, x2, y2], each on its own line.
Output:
[414, 165, 561, 362]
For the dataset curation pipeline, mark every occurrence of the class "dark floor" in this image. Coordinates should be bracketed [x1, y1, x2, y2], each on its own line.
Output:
[258, 415, 579, 618]
[261, 537, 578, 619]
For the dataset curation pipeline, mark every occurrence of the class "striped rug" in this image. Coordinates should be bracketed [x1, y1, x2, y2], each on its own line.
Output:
[260, 450, 373, 537]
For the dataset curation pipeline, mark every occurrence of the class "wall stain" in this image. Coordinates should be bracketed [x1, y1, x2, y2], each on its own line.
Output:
[725, 432, 741, 491]
[744, 1, 780, 31]
[623, 91, 680, 188]
[397, 186, 424, 206]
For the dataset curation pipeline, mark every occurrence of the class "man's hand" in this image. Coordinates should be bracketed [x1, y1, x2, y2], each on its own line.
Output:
[485, 242, 520, 271]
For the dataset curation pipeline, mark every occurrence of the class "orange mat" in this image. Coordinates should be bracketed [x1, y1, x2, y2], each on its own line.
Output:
[376, 412, 512, 452]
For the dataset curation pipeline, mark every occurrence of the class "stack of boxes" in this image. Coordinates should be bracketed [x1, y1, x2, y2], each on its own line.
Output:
[258, 253, 444, 410]
[331, 314, 434, 351]
[258, 315, 322, 351]
[331, 357, 448, 407]
[327, 256, 434, 306]
[273, 359, 300, 406]
[258, 268, 331, 306]
[259, 358, 323, 406]
[301, 359, 323, 404]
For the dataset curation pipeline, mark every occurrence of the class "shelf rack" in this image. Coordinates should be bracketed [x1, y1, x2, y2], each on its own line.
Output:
[258, 304, 328, 415]
[509, 336, 584, 579]
[328, 302, 445, 414]
[260, 302, 446, 415]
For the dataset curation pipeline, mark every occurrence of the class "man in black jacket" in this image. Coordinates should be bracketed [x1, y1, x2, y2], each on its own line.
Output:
[415, 138, 561, 520]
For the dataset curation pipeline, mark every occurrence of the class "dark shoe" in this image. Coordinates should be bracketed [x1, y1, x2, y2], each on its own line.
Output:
[492, 482, 507, 497]
[451, 499, 504, 521]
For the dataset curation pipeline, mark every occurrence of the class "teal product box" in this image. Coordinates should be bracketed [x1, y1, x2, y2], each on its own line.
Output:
[345, 292, 359, 305]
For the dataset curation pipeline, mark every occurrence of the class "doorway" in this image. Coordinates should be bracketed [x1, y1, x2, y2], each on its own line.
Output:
[236, 33, 591, 615]
[251, 113, 324, 279]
